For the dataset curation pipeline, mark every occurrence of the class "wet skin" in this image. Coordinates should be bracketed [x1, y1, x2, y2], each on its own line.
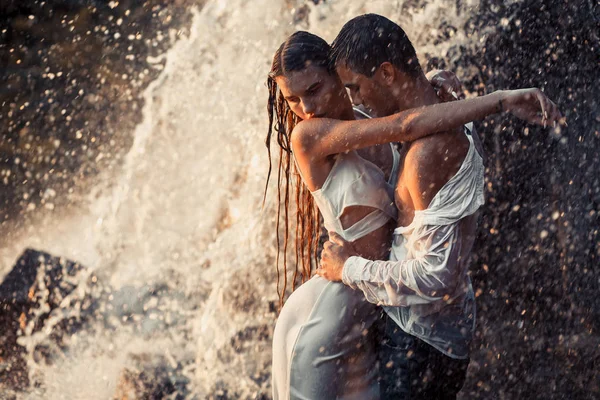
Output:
[335, 63, 469, 227]
[275, 65, 397, 261]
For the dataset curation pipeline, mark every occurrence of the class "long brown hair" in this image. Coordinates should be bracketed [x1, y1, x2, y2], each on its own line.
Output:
[265, 32, 333, 308]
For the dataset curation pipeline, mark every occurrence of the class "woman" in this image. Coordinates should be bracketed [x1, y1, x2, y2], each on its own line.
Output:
[266, 32, 561, 399]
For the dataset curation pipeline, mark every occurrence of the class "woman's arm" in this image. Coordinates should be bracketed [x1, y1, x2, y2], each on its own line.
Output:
[292, 88, 563, 159]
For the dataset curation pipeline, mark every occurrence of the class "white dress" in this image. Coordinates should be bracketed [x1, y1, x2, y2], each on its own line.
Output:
[272, 144, 400, 400]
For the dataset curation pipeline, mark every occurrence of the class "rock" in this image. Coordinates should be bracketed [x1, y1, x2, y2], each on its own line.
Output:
[0, 248, 97, 391]
[446, 1, 600, 398]
[0, 0, 194, 225]
[113, 353, 189, 400]
[195, 267, 275, 399]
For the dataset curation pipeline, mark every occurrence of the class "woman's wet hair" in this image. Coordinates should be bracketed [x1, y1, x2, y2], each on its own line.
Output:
[330, 13, 421, 78]
[269, 31, 333, 79]
[265, 31, 332, 308]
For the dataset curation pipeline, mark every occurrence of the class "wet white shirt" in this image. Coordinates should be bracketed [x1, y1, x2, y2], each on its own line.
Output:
[342, 126, 484, 359]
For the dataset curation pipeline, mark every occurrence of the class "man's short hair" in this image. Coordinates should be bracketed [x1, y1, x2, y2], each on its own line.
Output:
[330, 14, 422, 78]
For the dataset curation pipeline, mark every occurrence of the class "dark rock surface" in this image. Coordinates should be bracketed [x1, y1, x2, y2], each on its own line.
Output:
[0, 248, 97, 391]
[0, 0, 194, 225]
[113, 353, 190, 400]
[423, 1, 600, 398]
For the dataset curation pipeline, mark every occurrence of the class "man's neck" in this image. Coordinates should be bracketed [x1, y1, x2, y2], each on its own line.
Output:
[338, 102, 357, 121]
[392, 73, 441, 113]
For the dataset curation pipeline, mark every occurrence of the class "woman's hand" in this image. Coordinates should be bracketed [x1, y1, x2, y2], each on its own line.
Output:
[426, 69, 465, 102]
[500, 88, 565, 128]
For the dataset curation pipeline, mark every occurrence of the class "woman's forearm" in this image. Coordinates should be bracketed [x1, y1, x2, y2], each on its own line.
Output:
[299, 91, 506, 158]
[394, 91, 505, 143]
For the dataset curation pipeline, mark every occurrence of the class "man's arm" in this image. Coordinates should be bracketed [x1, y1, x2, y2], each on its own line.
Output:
[316, 135, 477, 305]
[318, 223, 464, 306]
[317, 161, 465, 306]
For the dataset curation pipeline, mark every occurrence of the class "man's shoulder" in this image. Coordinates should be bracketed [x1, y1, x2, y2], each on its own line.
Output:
[405, 129, 469, 170]
[401, 129, 470, 209]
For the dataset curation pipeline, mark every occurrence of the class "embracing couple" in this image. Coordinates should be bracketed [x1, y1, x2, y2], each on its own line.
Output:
[265, 14, 562, 400]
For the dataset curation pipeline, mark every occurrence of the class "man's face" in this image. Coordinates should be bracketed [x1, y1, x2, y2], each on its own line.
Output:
[275, 64, 345, 121]
[336, 64, 397, 118]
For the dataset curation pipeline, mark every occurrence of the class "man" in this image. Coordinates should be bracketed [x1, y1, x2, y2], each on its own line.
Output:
[317, 14, 484, 399]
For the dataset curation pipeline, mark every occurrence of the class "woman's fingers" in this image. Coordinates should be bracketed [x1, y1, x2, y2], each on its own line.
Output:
[550, 100, 564, 126]
[443, 79, 463, 101]
[549, 102, 559, 128]
[533, 89, 566, 128]
[506, 88, 565, 128]
[534, 89, 549, 128]
[527, 113, 545, 126]
[542, 96, 564, 128]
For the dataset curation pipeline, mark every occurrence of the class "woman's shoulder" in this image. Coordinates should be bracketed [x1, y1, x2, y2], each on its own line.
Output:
[291, 118, 331, 154]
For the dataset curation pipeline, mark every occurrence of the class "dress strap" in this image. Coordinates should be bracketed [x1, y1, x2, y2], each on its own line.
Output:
[388, 143, 400, 185]
[352, 106, 372, 119]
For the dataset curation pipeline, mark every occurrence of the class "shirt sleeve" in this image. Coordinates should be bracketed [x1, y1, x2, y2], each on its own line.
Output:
[341, 222, 463, 307]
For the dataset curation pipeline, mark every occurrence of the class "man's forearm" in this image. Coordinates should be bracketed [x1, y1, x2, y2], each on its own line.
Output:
[342, 224, 461, 307]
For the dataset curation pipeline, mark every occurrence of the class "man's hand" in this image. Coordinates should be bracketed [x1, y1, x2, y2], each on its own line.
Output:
[316, 232, 358, 282]
[426, 69, 465, 102]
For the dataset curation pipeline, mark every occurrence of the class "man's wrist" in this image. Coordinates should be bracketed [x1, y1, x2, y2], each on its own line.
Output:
[341, 256, 361, 286]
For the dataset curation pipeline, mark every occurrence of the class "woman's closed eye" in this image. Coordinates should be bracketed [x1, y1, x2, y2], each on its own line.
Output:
[305, 84, 321, 96]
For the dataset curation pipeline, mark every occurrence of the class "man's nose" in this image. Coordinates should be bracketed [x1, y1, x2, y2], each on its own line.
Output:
[350, 91, 363, 107]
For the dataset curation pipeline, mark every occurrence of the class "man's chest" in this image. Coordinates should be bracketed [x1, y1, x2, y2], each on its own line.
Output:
[394, 148, 416, 227]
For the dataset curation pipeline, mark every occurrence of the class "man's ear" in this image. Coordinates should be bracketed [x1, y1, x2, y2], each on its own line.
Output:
[377, 62, 396, 85]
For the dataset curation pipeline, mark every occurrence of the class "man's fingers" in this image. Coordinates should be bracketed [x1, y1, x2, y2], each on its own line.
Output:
[449, 77, 462, 94]
[315, 268, 329, 280]
[453, 76, 464, 94]
[439, 82, 457, 101]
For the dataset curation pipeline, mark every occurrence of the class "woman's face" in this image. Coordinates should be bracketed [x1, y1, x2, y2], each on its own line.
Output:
[275, 64, 349, 121]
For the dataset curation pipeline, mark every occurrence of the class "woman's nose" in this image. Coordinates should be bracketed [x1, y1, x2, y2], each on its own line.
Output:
[302, 100, 316, 117]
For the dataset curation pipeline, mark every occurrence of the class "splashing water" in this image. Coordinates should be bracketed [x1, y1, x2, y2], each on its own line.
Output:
[7, 0, 597, 398]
